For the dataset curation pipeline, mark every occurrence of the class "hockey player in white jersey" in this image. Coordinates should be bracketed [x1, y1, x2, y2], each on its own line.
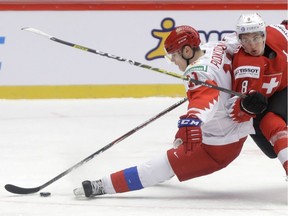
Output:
[73, 25, 256, 197]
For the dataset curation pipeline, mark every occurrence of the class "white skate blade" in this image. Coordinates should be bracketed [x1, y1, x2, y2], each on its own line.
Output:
[73, 187, 85, 197]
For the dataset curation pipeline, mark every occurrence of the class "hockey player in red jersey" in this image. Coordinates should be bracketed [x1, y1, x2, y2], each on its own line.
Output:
[73, 25, 256, 198]
[226, 13, 288, 176]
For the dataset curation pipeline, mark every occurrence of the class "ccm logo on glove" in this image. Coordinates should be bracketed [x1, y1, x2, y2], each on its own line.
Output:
[174, 116, 202, 154]
[178, 118, 202, 127]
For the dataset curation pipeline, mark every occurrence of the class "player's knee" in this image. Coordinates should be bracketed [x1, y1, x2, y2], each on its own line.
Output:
[259, 112, 287, 140]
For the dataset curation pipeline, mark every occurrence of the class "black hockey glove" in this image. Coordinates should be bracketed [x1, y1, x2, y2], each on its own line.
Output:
[241, 91, 268, 115]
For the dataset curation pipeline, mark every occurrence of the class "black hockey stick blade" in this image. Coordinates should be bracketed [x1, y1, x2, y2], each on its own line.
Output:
[5, 184, 41, 194]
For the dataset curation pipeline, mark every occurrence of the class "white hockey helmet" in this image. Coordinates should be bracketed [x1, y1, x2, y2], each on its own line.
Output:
[236, 13, 266, 39]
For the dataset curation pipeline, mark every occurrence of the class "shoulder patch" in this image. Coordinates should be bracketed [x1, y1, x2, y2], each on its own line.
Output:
[187, 65, 208, 73]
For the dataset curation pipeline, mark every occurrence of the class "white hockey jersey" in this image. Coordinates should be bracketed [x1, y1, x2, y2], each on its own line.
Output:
[183, 42, 254, 145]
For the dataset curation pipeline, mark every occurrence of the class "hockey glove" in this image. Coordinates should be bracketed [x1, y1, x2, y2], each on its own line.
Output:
[227, 91, 267, 123]
[173, 115, 202, 154]
[241, 91, 268, 115]
[227, 97, 254, 122]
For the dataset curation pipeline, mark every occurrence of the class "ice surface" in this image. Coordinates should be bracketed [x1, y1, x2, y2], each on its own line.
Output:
[0, 97, 287, 216]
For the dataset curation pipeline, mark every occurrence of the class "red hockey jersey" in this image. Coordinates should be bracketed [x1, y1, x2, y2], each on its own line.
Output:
[232, 24, 288, 97]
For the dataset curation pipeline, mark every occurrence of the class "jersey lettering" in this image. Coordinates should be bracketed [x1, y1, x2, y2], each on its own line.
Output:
[210, 43, 227, 68]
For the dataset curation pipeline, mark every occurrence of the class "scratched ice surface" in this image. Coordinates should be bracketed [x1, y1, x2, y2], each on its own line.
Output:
[0, 98, 287, 216]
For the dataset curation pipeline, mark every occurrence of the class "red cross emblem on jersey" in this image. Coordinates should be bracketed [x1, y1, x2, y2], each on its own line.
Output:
[261, 73, 282, 96]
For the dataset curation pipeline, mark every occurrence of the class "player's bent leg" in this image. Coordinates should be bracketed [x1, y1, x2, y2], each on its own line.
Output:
[74, 137, 247, 198]
[251, 114, 277, 158]
[167, 137, 246, 181]
[260, 112, 288, 175]
[250, 87, 287, 159]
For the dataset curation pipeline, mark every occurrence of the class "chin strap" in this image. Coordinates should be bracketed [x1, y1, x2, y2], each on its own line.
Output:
[182, 46, 196, 67]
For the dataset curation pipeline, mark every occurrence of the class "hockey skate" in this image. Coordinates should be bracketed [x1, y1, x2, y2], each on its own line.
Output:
[73, 180, 105, 198]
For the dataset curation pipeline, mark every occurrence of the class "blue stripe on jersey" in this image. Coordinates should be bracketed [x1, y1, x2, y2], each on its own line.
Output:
[123, 166, 143, 191]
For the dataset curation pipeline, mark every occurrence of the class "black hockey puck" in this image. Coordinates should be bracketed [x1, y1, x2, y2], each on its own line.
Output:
[40, 192, 51, 197]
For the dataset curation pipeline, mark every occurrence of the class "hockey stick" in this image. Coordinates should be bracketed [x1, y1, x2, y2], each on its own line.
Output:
[5, 97, 187, 194]
[21, 27, 245, 98]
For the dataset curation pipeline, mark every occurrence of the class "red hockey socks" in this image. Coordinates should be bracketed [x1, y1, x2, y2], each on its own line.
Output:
[260, 112, 288, 175]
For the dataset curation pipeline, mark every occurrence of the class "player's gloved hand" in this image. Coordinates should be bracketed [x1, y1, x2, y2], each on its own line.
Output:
[226, 91, 267, 123]
[173, 115, 202, 154]
[226, 96, 254, 122]
[241, 90, 268, 115]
